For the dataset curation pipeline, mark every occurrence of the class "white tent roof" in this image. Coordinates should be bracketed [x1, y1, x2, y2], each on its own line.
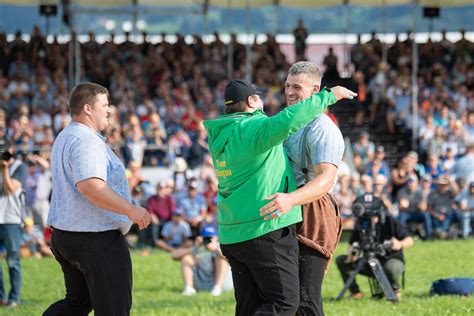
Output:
[1, 0, 473, 7]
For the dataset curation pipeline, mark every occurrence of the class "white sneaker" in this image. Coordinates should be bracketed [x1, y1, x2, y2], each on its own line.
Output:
[181, 286, 196, 296]
[211, 286, 222, 297]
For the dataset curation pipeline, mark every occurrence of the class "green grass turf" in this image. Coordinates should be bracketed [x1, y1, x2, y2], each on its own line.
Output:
[1, 238, 473, 315]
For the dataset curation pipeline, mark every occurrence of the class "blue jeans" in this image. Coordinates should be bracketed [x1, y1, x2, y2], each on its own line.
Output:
[398, 211, 433, 238]
[432, 210, 463, 233]
[0, 224, 22, 304]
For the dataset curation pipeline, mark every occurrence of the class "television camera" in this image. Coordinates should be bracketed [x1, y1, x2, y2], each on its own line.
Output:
[336, 193, 399, 302]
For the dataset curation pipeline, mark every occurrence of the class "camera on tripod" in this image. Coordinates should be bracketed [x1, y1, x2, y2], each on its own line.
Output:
[351, 193, 390, 257]
[336, 193, 399, 302]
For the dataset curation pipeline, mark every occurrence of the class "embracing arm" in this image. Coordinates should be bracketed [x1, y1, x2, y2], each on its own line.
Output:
[250, 87, 356, 153]
[260, 163, 337, 218]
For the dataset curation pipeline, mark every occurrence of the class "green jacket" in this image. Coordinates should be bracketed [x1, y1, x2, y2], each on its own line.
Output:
[203, 89, 337, 244]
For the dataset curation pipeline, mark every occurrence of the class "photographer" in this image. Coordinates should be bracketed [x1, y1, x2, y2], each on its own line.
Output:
[336, 194, 414, 301]
[172, 225, 232, 297]
[0, 141, 27, 307]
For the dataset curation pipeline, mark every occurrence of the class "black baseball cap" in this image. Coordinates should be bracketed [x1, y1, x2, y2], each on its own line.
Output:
[224, 79, 261, 106]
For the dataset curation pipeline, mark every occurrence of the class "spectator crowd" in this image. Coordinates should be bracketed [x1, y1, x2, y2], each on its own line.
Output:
[0, 25, 473, 274]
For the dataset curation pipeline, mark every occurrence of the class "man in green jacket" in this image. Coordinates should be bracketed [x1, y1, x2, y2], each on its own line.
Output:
[203, 79, 355, 315]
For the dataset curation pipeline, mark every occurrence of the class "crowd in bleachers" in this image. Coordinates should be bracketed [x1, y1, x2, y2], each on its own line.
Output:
[0, 24, 473, 254]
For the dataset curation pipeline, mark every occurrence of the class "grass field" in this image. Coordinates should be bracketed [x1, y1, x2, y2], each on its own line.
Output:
[1, 238, 473, 315]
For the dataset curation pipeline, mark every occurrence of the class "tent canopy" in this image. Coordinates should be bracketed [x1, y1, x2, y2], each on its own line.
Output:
[1, 0, 473, 7]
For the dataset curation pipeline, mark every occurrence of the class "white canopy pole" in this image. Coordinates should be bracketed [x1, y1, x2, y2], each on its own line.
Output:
[343, 0, 349, 75]
[245, 0, 252, 82]
[382, 0, 388, 63]
[411, 0, 419, 151]
[227, 0, 233, 79]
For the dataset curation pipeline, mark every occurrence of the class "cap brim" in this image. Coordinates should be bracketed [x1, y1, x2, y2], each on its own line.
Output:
[255, 86, 267, 95]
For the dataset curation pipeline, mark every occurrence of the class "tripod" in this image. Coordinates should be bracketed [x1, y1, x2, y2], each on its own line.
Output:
[336, 251, 399, 302]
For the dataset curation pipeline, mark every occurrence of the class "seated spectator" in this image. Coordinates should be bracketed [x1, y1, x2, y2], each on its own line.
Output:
[420, 174, 432, 200]
[441, 147, 456, 173]
[172, 225, 232, 297]
[333, 174, 356, 229]
[156, 208, 192, 252]
[405, 151, 425, 178]
[127, 161, 145, 193]
[390, 157, 411, 200]
[455, 182, 474, 238]
[396, 176, 432, 239]
[21, 217, 52, 258]
[365, 146, 390, 178]
[140, 181, 176, 250]
[424, 154, 445, 186]
[451, 142, 474, 185]
[373, 174, 397, 217]
[352, 131, 375, 172]
[177, 178, 207, 236]
[428, 177, 461, 238]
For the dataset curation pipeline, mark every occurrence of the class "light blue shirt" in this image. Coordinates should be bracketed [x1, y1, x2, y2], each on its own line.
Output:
[176, 192, 207, 220]
[284, 113, 344, 188]
[161, 220, 191, 246]
[48, 122, 132, 233]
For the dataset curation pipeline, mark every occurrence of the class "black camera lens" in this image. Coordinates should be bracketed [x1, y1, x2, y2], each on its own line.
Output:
[1, 151, 12, 161]
[352, 203, 365, 217]
[203, 237, 212, 245]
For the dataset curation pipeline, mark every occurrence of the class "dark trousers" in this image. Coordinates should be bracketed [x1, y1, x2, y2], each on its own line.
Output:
[43, 229, 132, 316]
[296, 243, 328, 316]
[221, 225, 300, 316]
[336, 255, 405, 293]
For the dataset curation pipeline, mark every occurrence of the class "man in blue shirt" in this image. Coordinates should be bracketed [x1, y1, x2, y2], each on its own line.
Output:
[44, 82, 150, 316]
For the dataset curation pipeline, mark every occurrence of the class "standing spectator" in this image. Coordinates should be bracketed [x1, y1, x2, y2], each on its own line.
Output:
[323, 47, 340, 85]
[0, 141, 27, 307]
[293, 19, 308, 61]
[396, 176, 432, 239]
[352, 71, 370, 126]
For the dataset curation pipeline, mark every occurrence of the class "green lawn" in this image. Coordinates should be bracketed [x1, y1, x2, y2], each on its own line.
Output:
[1, 239, 473, 315]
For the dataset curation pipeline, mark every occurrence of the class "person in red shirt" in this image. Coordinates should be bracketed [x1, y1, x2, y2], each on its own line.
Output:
[145, 181, 176, 246]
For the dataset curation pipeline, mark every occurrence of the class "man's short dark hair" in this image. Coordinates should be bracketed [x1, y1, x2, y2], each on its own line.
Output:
[68, 82, 109, 115]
